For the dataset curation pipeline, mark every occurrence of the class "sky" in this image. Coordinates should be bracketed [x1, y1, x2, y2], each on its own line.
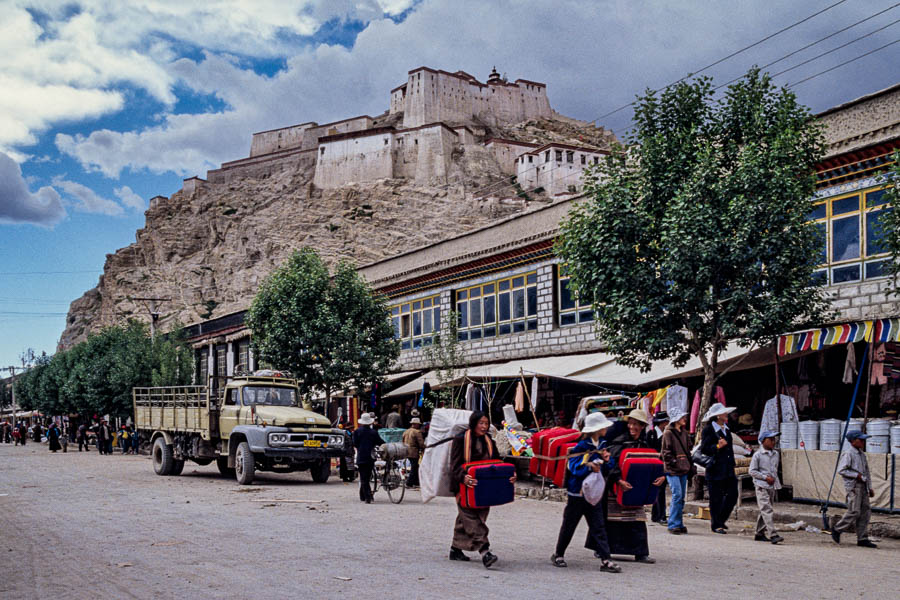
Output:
[0, 0, 898, 371]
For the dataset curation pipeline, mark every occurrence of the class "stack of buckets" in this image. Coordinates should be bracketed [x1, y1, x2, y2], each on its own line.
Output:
[798, 421, 819, 450]
[892, 423, 900, 455]
[819, 419, 843, 451]
[865, 419, 892, 453]
[779, 421, 799, 449]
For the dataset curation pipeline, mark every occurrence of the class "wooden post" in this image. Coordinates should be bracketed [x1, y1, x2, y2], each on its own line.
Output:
[774, 348, 783, 429]
[862, 338, 875, 431]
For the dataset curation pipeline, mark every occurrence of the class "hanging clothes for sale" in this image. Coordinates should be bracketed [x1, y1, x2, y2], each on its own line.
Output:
[665, 385, 688, 418]
[887, 343, 900, 380]
[842, 342, 857, 384]
[871, 343, 888, 386]
[689, 387, 725, 433]
[514, 382, 525, 412]
[761, 394, 798, 434]
[530, 376, 539, 411]
[465, 383, 477, 411]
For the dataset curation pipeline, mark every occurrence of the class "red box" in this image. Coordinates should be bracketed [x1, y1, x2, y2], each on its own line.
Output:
[542, 432, 581, 479]
[615, 451, 664, 507]
[551, 441, 579, 488]
[458, 460, 516, 509]
[529, 427, 571, 475]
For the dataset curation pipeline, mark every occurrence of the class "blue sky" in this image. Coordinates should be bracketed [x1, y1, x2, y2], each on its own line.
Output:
[1, 0, 898, 370]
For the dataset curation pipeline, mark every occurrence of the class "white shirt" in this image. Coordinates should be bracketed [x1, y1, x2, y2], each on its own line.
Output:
[712, 421, 729, 436]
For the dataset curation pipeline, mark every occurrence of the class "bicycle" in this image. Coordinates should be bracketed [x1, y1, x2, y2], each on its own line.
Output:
[371, 452, 407, 504]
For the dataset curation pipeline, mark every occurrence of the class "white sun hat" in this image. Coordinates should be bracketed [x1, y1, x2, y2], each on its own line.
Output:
[702, 403, 736, 422]
[581, 412, 614, 434]
[358, 413, 374, 426]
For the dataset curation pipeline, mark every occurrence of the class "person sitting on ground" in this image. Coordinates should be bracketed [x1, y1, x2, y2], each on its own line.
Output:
[831, 430, 877, 548]
[402, 417, 425, 488]
[660, 408, 693, 535]
[595, 409, 663, 564]
[749, 431, 784, 544]
[551, 412, 621, 573]
[448, 410, 516, 569]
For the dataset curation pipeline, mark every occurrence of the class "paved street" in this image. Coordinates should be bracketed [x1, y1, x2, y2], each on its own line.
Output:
[1, 444, 898, 599]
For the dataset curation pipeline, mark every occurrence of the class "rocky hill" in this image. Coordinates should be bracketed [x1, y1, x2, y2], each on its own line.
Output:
[59, 116, 612, 349]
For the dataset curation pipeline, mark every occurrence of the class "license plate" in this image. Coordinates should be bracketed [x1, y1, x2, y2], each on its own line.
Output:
[303, 440, 322, 448]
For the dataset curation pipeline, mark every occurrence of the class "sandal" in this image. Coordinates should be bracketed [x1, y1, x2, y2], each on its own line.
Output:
[550, 554, 567, 568]
[600, 559, 621, 573]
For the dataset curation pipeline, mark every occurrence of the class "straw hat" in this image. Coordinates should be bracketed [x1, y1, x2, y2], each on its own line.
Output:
[738, 413, 754, 427]
[626, 409, 649, 425]
[358, 413, 374, 426]
[582, 412, 614, 434]
[410, 417, 421, 425]
[702, 403, 736, 422]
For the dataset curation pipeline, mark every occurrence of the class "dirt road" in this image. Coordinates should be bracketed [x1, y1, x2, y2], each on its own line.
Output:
[1, 443, 897, 599]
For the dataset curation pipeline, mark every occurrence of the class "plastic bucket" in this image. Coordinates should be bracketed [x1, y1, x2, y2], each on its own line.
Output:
[890, 424, 900, 455]
[841, 419, 864, 453]
[866, 436, 890, 453]
[866, 419, 892, 436]
[820, 419, 842, 451]
[780, 421, 798, 449]
[799, 420, 819, 451]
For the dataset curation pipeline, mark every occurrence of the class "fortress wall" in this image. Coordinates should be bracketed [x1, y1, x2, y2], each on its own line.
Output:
[390, 85, 406, 115]
[207, 147, 317, 183]
[414, 124, 457, 184]
[312, 130, 394, 188]
[250, 123, 315, 157]
[486, 139, 538, 175]
[302, 116, 374, 150]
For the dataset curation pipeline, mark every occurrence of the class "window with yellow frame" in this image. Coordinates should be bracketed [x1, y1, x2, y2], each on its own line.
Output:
[557, 264, 595, 326]
[456, 272, 538, 341]
[810, 186, 892, 286]
[390, 294, 441, 351]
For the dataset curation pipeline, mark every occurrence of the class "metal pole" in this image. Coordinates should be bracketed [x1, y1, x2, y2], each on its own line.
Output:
[862, 338, 874, 431]
[774, 348, 783, 428]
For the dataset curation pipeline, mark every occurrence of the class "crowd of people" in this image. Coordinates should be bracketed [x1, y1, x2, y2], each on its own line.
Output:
[0, 418, 140, 455]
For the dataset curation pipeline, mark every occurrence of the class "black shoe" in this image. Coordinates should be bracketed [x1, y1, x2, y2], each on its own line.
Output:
[550, 553, 567, 567]
[831, 529, 841, 544]
[713, 528, 727, 534]
[754, 533, 770, 542]
[482, 551, 498, 568]
[678, 526, 688, 534]
[857, 540, 877, 548]
[770, 534, 784, 545]
[449, 547, 470, 562]
[634, 555, 656, 564]
[668, 528, 683, 535]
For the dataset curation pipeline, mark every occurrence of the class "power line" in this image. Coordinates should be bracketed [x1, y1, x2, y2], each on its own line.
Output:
[594, 0, 852, 122]
[787, 37, 900, 87]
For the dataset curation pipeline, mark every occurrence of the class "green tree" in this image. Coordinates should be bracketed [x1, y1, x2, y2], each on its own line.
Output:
[247, 248, 400, 407]
[423, 310, 466, 409]
[874, 151, 900, 296]
[0, 378, 10, 409]
[557, 69, 831, 430]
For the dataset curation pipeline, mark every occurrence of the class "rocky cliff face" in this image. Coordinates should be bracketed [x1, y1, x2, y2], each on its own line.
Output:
[59, 118, 610, 349]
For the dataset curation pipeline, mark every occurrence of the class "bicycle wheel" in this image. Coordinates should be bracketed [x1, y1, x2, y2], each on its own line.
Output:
[370, 465, 380, 494]
[385, 464, 406, 504]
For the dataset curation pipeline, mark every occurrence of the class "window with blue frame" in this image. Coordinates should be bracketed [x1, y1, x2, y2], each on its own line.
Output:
[456, 272, 538, 341]
[557, 264, 595, 326]
[390, 294, 441, 350]
[809, 186, 892, 285]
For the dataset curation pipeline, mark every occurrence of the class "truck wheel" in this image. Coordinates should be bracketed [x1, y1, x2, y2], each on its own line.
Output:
[152, 437, 174, 476]
[235, 442, 255, 485]
[216, 456, 235, 477]
[311, 459, 331, 483]
[171, 459, 185, 475]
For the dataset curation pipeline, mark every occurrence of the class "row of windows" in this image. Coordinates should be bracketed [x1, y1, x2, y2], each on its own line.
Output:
[391, 295, 441, 351]
[811, 187, 892, 285]
[558, 266, 595, 326]
[456, 273, 539, 341]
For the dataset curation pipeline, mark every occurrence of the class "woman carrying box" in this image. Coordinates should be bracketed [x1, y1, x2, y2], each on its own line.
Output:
[551, 412, 621, 572]
[448, 411, 516, 568]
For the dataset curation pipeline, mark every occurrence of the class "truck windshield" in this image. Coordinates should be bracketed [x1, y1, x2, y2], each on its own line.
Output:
[242, 387, 296, 407]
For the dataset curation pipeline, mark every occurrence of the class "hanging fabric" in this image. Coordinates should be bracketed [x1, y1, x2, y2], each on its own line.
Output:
[760, 394, 798, 434]
[842, 343, 857, 385]
[665, 384, 688, 417]
[465, 383, 476, 411]
[871, 343, 887, 386]
[514, 382, 525, 412]
[530, 376, 539, 411]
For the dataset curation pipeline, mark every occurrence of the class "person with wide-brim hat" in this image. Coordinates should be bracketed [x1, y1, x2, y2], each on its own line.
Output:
[352, 413, 385, 503]
[660, 408, 693, 535]
[587, 408, 661, 564]
[699, 403, 738, 533]
[402, 417, 425, 488]
[551, 412, 622, 572]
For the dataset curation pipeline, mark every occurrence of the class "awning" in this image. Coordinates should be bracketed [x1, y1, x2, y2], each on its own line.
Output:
[384, 371, 442, 398]
[569, 344, 778, 388]
[778, 318, 900, 356]
[383, 369, 425, 383]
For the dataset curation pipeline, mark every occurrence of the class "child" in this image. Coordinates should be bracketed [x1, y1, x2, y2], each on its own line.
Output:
[749, 431, 783, 544]
[831, 430, 876, 548]
[551, 412, 621, 573]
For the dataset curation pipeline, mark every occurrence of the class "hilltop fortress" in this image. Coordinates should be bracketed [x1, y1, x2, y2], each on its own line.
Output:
[201, 66, 613, 195]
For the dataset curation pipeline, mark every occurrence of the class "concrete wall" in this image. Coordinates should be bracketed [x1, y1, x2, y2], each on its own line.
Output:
[208, 147, 317, 183]
[486, 139, 538, 176]
[517, 146, 604, 195]
[818, 84, 900, 158]
[313, 130, 395, 189]
[250, 123, 316, 157]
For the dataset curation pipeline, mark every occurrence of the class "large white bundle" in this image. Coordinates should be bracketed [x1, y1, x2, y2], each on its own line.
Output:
[420, 408, 472, 503]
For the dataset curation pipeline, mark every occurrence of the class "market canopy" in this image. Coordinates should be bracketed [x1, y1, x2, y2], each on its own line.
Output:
[778, 318, 900, 356]
[384, 371, 442, 398]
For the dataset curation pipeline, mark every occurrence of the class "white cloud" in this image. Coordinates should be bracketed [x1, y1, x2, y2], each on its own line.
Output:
[51, 176, 124, 216]
[0, 151, 66, 226]
[114, 185, 146, 211]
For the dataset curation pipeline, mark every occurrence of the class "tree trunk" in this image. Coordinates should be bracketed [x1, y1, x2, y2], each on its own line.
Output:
[693, 347, 719, 445]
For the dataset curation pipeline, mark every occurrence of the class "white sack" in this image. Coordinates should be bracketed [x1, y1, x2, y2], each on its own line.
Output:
[582, 466, 606, 506]
[420, 408, 472, 503]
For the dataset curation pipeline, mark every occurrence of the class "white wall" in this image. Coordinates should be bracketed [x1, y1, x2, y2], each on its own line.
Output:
[313, 132, 395, 188]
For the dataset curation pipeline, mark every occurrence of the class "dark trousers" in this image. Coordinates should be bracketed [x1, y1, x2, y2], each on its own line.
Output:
[78, 437, 89, 451]
[707, 476, 738, 530]
[555, 494, 611, 560]
[408, 459, 420, 487]
[358, 462, 374, 502]
[651, 479, 668, 522]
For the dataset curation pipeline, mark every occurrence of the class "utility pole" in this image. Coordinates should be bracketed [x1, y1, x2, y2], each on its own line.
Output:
[129, 297, 171, 339]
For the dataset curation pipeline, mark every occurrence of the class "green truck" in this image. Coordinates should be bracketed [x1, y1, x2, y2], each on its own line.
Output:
[133, 375, 355, 485]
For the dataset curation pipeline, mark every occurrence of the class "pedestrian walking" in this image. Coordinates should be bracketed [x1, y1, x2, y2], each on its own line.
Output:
[660, 408, 693, 535]
[647, 411, 669, 524]
[593, 409, 661, 564]
[96, 420, 111, 455]
[401, 417, 425, 487]
[120, 425, 132, 454]
[131, 428, 140, 454]
[551, 412, 621, 572]
[831, 430, 877, 548]
[699, 403, 738, 534]
[32, 422, 43, 443]
[47, 422, 62, 453]
[448, 411, 514, 569]
[749, 431, 783, 544]
[2, 422, 10, 443]
[60, 425, 68, 453]
[17, 422, 27, 446]
[77, 423, 90, 452]
[352, 413, 385, 503]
